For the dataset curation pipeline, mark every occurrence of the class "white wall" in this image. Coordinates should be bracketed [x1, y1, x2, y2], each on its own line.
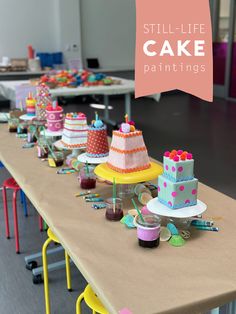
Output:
[80, 0, 135, 70]
[0, 0, 82, 64]
[0, 0, 59, 58]
[220, 0, 230, 17]
[57, 0, 82, 65]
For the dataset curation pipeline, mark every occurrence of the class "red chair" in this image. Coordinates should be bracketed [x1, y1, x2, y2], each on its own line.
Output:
[2, 177, 27, 253]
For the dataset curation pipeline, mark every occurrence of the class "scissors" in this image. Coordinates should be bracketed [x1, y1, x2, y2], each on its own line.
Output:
[180, 230, 191, 239]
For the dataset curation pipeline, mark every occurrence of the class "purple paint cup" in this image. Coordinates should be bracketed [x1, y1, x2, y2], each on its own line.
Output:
[136, 215, 161, 248]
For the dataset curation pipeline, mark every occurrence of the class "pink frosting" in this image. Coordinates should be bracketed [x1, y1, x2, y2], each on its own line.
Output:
[46, 109, 64, 132]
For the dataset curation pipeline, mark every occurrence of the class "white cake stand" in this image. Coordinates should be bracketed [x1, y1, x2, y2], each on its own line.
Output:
[147, 197, 207, 218]
[53, 139, 85, 158]
[77, 152, 108, 164]
[20, 114, 36, 121]
[40, 129, 63, 137]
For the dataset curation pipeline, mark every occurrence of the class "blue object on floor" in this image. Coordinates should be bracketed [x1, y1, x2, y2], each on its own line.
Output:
[20, 190, 28, 217]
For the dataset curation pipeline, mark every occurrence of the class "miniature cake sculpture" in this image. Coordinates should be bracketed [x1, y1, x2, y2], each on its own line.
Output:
[26, 92, 36, 117]
[158, 150, 198, 209]
[46, 101, 64, 132]
[86, 113, 109, 158]
[61, 112, 88, 148]
[36, 83, 52, 120]
[107, 114, 150, 173]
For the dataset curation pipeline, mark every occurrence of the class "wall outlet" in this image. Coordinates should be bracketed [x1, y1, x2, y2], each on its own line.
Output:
[72, 43, 79, 51]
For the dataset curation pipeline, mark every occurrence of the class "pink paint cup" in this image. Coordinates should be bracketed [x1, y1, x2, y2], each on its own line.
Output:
[136, 215, 161, 248]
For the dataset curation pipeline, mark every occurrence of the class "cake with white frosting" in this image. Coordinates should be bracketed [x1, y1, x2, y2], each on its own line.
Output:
[61, 112, 88, 148]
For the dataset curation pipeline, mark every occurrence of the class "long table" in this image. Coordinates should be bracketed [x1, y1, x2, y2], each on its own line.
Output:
[0, 125, 236, 314]
[0, 79, 161, 125]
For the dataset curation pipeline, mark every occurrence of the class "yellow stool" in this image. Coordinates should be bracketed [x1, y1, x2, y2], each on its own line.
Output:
[76, 284, 109, 314]
[42, 228, 72, 314]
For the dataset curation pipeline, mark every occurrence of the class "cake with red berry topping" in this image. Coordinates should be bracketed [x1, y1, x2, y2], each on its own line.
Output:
[107, 115, 150, 173]
[46, 102, 64, 132]
[158, 150, 198, 209]
[61, 112, 88, 148]
[86, 114, 109, 157]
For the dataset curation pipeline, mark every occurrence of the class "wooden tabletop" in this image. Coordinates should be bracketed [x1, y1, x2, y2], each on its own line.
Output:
[0, 125, 235, 314]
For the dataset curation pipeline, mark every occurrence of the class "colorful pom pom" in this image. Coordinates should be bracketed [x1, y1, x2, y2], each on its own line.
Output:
[169, 153, 175, 159]
[171, 150, 177, 155]
[173, 156, 179, 162]
[121, 123, 131, 133]
[187, 153, 193, 160]
[164, 151, 170, 157]
[177, 150, 183, 155]
[128, 120, 135, 126]
[130, 125, 136, 132]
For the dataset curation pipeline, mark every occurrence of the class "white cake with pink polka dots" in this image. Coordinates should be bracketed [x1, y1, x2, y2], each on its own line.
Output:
[158, 149, 198, 209]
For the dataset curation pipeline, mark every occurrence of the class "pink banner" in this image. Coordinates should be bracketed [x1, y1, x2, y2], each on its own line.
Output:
[135, 0, 213, 102]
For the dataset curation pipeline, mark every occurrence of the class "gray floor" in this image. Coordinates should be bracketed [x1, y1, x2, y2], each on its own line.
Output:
[0, 167, 90, 314]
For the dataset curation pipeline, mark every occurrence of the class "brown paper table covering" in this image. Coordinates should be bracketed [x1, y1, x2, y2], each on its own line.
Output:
[0, 125, 236, 314]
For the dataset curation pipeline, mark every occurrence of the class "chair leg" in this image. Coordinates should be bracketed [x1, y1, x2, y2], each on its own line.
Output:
[65, 251, 72, 291]
[42, 237, 53, 314]
[21, 190, 28, 217]
[39, 215, 43, 232]
[20, 189, 23, 204]
[93, 311, 96, 314]
[43, 220, 48, 231]
[13, 190, 20, 254]
[2, 186, 10, 239]
[76, 292, 84, 314]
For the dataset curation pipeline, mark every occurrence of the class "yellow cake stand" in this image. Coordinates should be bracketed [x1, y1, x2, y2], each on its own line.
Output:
[94, 162, 163, 184]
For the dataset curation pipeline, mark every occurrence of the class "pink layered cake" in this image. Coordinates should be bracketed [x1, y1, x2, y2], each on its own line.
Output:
[46, 103, 64, 132]
[61, 112, 88, 148]
[107, 115, 150, 173]
[26, 92, 36, 117]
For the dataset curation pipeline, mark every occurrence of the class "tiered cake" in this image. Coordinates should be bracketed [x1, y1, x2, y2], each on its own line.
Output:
[86, 115, 109, 158]
[46, 103, 64, 132]
[61, 112, 88, 148]
[36, 83, 52, 121]
[26, 92, 36, 117]
[107, 115, 150, 173]
[158, 150, 198, 209]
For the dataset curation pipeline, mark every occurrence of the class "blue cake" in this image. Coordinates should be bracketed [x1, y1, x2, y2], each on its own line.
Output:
[158, 150, 198, 209]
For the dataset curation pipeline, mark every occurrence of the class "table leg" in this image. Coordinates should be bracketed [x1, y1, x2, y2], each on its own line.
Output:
[104, 95, 109, 120]
[125, 93, 131, 119]
[101, 95, 116, 126]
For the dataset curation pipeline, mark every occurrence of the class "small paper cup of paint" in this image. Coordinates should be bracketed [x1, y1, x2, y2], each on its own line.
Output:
[79, 166, 96, 189]
[134, 215, 161, 248]
[48, 152, 64, 167]
[105, 198, 123, 221]
[8, 118, 19, 133]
